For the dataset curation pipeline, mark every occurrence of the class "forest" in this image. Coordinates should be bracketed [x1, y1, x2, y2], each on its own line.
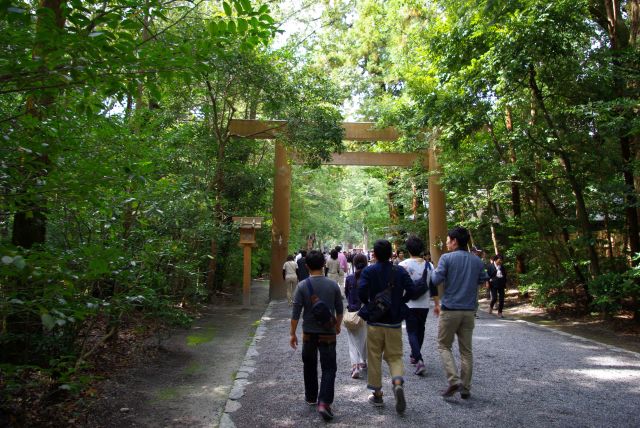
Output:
[1, 0, 639, 424]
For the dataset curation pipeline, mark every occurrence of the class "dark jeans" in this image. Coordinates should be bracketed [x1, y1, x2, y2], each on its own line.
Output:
[302, 333, 337, 405]
[490, 287, 505, 313]
[405, 308, 429, 362]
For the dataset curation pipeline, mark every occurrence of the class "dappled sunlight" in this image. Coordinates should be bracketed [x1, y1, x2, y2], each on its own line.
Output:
[560, 368, 640, 385]
[585, 356, 640, 368]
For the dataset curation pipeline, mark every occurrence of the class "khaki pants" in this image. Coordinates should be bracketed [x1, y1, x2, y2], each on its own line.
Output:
[437, 310, 475, 393]
[366, 325, 404, 390]
[285, 276, 298, 303]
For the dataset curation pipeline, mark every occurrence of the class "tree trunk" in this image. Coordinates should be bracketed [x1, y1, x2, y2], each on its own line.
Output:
[505, 107, 526, 274]
[589, 0, 640, 255]
[529, 63, 600, 283]
[11, 0, 66, 248]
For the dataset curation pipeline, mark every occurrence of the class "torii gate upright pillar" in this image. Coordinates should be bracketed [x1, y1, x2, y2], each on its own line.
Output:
[428, 144, 448, 264]
[269, 142, 290, 299]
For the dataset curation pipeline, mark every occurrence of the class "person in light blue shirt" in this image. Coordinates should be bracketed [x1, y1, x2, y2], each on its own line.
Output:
[431, 226, 488, 400]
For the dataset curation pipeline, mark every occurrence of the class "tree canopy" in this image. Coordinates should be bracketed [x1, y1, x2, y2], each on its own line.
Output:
[1, 0, 639, 423]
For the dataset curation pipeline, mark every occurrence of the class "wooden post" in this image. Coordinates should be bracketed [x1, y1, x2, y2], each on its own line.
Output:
[428, 145, 448, 265]
[243, 244, 252, 306]
[269, 142, 291, 300]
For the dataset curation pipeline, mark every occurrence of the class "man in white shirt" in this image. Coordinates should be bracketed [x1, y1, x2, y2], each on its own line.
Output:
[399, 236, 439, 376]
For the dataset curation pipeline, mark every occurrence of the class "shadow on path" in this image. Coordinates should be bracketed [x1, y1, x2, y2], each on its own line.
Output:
[228, 300, 640, 428]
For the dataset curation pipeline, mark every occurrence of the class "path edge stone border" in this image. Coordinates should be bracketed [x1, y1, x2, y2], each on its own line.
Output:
[218, 300, 276, 428]
[511, 318, 640, 358]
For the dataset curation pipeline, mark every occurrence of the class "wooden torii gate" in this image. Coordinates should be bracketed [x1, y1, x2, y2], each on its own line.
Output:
[229, 119, 448, 299]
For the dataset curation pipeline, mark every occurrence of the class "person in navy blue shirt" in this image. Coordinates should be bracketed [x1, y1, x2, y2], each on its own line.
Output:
[358, 239, 426, 413]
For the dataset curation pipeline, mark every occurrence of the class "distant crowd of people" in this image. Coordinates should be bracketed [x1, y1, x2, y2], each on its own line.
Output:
[286, 227, 506, 421]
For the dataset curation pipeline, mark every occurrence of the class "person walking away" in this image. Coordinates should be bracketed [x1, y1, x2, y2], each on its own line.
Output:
[431, 227, 489, 400]
[423, 252, 435, 271]
[290, 250, 344, 421]
[487, 254, 507, 318]
[399, 236, 439, 376]
[344, 254, 369, 379]
[358, 239, 426, 413]
[283, 255, 298, 305]
[336, 246, 348, 286]
[326, 249, 342, 284]
[296, 250, 309, 281]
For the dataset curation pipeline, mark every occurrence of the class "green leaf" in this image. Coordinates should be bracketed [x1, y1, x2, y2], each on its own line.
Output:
[240, 0, 252, 13]
[233, 0, 243, 15]
[237, 18, 248, 34]
[259, 14, 274, 24]
[208, 20, 218, 36]
[41, 313, 56, 330]
[227, 20, 236, 34]
[13, 256, 26, 270]
[223, 2, 232, 17]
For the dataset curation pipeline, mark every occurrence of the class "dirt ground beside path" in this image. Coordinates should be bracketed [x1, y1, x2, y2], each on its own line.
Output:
[85, 280, 269, 428]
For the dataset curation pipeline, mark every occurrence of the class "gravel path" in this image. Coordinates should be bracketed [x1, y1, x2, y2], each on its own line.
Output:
[226, 300, 640, 427]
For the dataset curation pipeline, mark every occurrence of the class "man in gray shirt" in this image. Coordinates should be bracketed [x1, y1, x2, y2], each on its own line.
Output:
[431, 226, 488, 399]
[290, 250, 344, 421]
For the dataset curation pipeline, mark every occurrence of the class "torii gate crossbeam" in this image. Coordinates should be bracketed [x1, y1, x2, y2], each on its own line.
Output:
[229, 119, 448, 300]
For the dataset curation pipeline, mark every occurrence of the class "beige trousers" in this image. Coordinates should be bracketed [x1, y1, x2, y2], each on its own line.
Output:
[366, 325, 404, 390]
[285, 275, 298, 303]
[437, 310, 475, 393]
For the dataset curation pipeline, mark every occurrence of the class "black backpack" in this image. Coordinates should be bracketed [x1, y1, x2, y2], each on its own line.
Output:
[305, 278, 337, 330]
[366, 266, 396, 323]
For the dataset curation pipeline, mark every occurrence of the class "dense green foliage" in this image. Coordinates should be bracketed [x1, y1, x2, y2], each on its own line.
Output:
[290, 0, 640, 317]
[1, 0, 639, 422]
[0, 1, 346, 420]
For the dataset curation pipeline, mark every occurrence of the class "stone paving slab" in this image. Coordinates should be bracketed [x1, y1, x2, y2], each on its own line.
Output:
[227, 300, 640, 427]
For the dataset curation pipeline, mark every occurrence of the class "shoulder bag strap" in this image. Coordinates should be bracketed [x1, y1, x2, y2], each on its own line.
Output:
[305, 277, 314, 297]
[390, 265, 396, 289]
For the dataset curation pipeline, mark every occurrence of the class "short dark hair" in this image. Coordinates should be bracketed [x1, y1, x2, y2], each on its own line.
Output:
[287, 255, 294, 261]
[335, 245, 342, 252]
[448, 226, 470, 249]
[305, 250, 325, 270]
[405, 235, 424, 257]
[330, 249, 338, 259]
[300, 250, 307, 257]
[373, 239, 392, 261]
[494, 254, 503, 261]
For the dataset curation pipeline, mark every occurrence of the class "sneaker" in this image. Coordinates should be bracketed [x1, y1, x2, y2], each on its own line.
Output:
[441, 383, 461, 397]
[393, 384, 406, 413]
[359, 362, 367, 370]
[351, 366, 360, 379]
[498, 313, 504, 319]
[461, 391, 471, 399]
[317, 403, 334, 421]
[368, 393, 384, 407]
[489, 307, 493, 314]
[409, 357, 417, 365]
[306, 399, 317, 406]
[414, 361, 426, 376]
